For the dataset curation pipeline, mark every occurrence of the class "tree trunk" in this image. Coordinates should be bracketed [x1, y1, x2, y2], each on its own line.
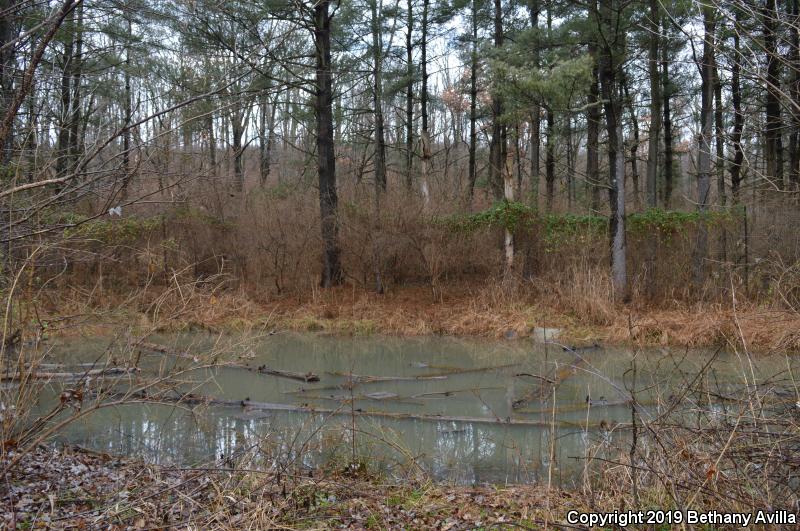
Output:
[598, 0, 628, 303]
[488, 0, 506, 201]
[231, 111, 244, 192]
[67, 0, 84, 173]
[545, 107, 555, 210]
[693, 5, 715, 289]
[646, 0, 661, 209]
[259, 92, 276, 186]
[587, 44, 601, 213]
[714, 52, 726, 262]
[467, 0, 478, 199]
[420, 0, 431, 204]
[405, 0, 414, 192]
[565, 114, 574, 209]
[661, 14, 674, 209]
[55, 9, 75, 180]
[764, 0, 784, 188]
[370, 0, 386, 293]
[789, 0, 800, 187]
[121, 15, 133, 198]
[0, 0, 18, 163]
[623, 77, 641, 211]
[644, 0, 661, 298]
[370, 0, 387, 192]
[314, 0, 343, 287]
[730, 13, 744, 203]
[714, 59, 725, 208]
[504, 151, 515, 273]
[529, 1, 540, 205]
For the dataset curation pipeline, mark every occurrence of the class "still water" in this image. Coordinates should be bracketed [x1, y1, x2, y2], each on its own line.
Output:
[27, 333, 796, 486]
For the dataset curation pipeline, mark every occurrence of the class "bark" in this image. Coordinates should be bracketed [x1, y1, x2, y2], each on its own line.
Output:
[529, 1, 540, 203]
[693, 6, 715, 288]
[504, 149, 515, 273]
[714, 60, 725, 207]
[646, 0, 661, 208]
[121, 16, 132, 198]
[467, 0, 478, 198]
[623, 77, 641, 210]
[370, 0, 386, 294]
[565, 114, 574, 209]
[729, 7, 744, 202]
[644, 0, 661, 299]
[258, 92, 276, 185]
[790, 0, 800, 188]
[405, 0, 414, 192]
[598, 0, 628, 303]
[67, 1, 84, 172]
[314, 0, 343, 287]
[55, 9, 75, 180]
[545, 107, 555, 210]
[0, 0, 18, 163]
[370, 0, 387, 192]
[206, 110, 217, 171]
[488, 0, 506, 201]
[231, 109, 244, 191]
[661, 14, 674, 208]
[420, 0, 431, 203]
[763, 0, 784, 187]
[587, 44, 601, 212]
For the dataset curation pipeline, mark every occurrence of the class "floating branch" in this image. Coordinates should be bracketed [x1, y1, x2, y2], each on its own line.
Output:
[512, 356, 587, 409]
[138, 341, 319, 382]
[414, 363, 519, 377]
[410, 386, 506, 399]
[1, 367, 138, 382]
[326, 371, 447, 383]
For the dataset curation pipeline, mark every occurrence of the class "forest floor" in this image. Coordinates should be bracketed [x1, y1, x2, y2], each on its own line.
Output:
[2, 445, 594, 529]
[51, 283, 800, 353]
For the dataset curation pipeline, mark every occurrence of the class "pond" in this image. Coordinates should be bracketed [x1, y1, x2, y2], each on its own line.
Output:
[20, 332, 798, 486]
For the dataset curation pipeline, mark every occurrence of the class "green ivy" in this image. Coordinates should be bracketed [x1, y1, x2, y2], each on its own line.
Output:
[442, 201, 536, 233]
[64, 216, 162, 244]
[627, 208, 734, 236]
[442, 204, 740, 251]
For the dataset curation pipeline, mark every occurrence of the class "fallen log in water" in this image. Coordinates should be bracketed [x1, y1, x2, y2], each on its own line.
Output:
[1, 367, 138, 382]
[137, 341, 319, 382]
[411, 386, 506, 399]
[146, 392, 583, 428]
[413, 363, 519, 377]
[516, 398, 635, 415]
[292, 391, 425, 406]
[251, 365, 319, 383]
[326, 371, 447, 383]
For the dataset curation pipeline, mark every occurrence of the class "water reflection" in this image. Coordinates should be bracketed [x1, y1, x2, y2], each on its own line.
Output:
[32, 333, 798, 486]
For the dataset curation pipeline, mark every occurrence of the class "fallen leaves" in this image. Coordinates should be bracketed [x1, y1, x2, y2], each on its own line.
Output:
[1, 446, 587, 529]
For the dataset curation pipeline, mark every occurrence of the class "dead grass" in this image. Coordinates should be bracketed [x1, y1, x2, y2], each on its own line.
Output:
[35, 278, 800, 353]
[2, 445, 599, 529]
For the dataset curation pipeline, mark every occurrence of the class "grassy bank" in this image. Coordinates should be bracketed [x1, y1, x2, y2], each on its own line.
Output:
[38, 281, 800, 353]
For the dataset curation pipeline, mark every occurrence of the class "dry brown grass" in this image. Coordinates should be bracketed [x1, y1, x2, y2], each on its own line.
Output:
[36, 273, 800, 353]
[15, 177, 800, 352]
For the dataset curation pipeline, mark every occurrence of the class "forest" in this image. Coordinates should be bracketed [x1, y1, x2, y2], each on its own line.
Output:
[1, 0, 800, 528]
